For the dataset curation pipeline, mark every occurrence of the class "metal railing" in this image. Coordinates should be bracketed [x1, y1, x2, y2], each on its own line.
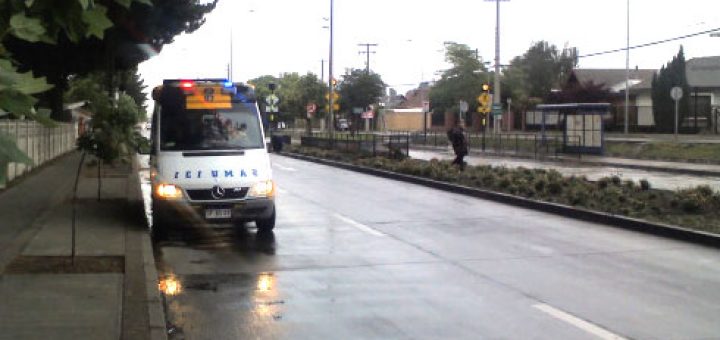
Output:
[1, 120, 77, 187]
[404, 130, 581, 160]
[283, 128, 582, 160]
[299, 131, 410, 158]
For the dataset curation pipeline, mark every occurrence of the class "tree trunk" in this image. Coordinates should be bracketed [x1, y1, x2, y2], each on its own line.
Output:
[97, 158, 102, 201]
[48, 74, 71, 122]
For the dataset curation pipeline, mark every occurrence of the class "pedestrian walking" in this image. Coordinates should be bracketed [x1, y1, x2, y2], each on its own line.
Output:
[447, 120, 468, 170]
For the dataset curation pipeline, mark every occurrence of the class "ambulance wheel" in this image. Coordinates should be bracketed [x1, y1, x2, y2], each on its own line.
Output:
[151, 214, 168, 241]
[255, 210, 275, 233]
[151, 202, 169, 241]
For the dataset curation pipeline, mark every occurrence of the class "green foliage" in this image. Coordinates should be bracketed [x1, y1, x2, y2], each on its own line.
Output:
[652, 46, 691, 132]
[249, 75, 279, 110]
[69, 74, 146, 163]
[250, 72, 327, 123]
[81, 5, 113, 40]
[429, 42, 488, 117]
[338, 69, 385, 114]
[676, 185, 718, 214]
[117, 67, 148, 119]
[8, 13, 46, 42]
[503, 41, 577, 109]
[3, 0, 217, 121]
[0, 130, 33, 183]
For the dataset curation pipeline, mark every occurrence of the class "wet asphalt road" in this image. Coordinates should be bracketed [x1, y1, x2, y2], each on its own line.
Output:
[148, 154, 720, 340]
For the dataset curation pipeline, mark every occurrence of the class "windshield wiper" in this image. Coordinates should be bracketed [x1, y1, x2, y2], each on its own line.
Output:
[182, 150, 246, 157]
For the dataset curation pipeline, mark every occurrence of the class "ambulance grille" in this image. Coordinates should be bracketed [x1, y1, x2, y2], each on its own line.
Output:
[186, 187, 249, 200]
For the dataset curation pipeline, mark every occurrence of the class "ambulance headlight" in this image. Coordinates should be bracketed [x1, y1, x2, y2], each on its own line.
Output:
[155, 183, 183, 199]
[248, 180, 275, 198]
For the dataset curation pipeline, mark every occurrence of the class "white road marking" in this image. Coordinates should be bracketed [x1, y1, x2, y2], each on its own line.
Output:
[277, 188, 288, 194]
[273, 163, 297, 172]
[533, 304, 627, 340]
[333, 214, 385, 237]
[528, 245, 555, 255]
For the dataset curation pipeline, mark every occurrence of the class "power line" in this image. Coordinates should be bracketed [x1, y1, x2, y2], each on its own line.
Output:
[358, 43, 378, 74]
[579, 27, 720, 59]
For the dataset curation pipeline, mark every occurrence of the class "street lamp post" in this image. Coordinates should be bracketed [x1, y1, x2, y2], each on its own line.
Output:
[486, 0, 508, 135]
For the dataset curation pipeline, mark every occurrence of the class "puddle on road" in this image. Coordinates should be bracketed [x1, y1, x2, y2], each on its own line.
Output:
[158, 271, 286, 339]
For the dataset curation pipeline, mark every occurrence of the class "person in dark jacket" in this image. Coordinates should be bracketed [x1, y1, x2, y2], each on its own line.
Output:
[447, 120, 468, 170]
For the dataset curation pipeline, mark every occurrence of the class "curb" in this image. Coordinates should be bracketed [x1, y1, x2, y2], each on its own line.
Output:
[280, 152, 720, 249]
[141, 231, 168, 340]
[127, 156, 168, 340]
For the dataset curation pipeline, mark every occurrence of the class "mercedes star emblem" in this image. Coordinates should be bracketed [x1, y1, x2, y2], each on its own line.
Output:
[211, 185, 225, 199]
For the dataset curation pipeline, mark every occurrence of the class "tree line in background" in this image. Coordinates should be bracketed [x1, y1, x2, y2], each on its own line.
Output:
[652, 47, 691, 132]
[249, 68, 384, 131]
[429, 41, 578, 123]
[0, 0, 217, 177]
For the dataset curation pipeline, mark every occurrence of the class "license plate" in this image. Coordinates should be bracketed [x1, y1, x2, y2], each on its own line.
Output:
[205, 209, 232, 219]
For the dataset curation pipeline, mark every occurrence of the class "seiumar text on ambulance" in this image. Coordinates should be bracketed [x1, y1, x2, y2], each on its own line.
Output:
[173, 168, 261, 179]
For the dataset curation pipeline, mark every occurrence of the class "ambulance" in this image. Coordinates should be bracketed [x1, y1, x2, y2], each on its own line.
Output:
[149, 79, 275, 234]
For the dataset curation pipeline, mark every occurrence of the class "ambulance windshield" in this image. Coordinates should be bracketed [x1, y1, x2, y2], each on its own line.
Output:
[159, 102, 264, 151]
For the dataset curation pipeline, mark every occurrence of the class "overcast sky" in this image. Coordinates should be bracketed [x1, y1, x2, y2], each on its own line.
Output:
[138, 0, 720, 95]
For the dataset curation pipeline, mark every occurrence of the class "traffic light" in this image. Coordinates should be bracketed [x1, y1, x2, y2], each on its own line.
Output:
[331, 78, 337, 87]
[481, 83, 490, 92]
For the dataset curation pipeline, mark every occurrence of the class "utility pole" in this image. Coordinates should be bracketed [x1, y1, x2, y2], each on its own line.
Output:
[358, 43, 378, 74]
[624, 0, 630, 134]
[321, 59, 325, 83]
[328, 0, 335, 137]
[486, 0, 508, 134]
[229, 29, 233, 81]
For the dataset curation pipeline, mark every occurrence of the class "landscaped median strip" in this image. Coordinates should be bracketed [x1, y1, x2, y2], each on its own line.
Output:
[280, 148, 720, 249]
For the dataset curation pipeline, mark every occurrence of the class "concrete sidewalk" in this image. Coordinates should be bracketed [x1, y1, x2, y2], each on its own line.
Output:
[0, 152, 165, 340]
[411, 144, 720, 177]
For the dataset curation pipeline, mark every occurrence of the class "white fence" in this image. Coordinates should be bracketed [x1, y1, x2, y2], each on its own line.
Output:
[1, 120, 77, 187]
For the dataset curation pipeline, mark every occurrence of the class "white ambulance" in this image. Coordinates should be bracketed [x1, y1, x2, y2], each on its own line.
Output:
[149, 79, 275, 234]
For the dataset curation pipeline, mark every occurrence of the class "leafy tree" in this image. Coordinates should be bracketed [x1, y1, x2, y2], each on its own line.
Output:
[338, 69, 384, 130]
[277, 72, 302, 119]
[651, 46, 690, 132]
[5, 0, 217, 121]
[71, 77, 146, 164]
[250, 73, 327, 132]
[338, 69, 385, 111]
[118, 66, 148, 118]
[504, 41, 577, 108]
[296, 73, 327, 134]
[428, 42, 489, 121]
[1, 0, 137, 181]
[296, 73, 327, 116]
[249, 74, 279, 110]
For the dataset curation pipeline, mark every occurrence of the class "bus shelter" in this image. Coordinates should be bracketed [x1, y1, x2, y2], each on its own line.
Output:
[536, 103, 610, 155]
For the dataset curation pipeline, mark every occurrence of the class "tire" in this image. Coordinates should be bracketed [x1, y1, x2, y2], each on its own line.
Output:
[255, 209, 276, 233]
[151, 202, 169, 241]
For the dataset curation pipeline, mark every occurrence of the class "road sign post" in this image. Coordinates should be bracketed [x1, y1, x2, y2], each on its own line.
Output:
[492, 103, 503, 134]
[459, 100, 469, 122]
[671, 86, 683, 139]
[423, 100, 430, 142]
[306, 102, 317, 136]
